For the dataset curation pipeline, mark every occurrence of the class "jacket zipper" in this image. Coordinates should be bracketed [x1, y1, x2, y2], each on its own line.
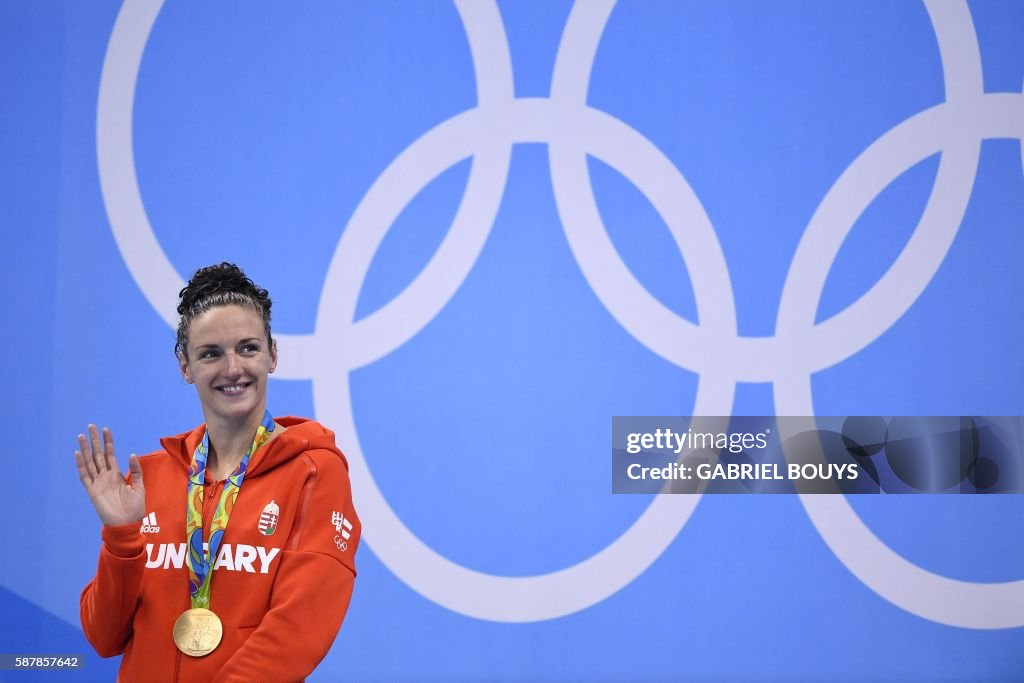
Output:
[289, 450, 317, 550]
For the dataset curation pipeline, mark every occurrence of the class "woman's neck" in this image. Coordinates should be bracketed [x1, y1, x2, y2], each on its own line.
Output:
[205, 410, 268, 481]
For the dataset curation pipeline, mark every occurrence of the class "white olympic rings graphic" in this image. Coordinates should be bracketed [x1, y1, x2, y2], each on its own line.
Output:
[97, 0, 1024, 626]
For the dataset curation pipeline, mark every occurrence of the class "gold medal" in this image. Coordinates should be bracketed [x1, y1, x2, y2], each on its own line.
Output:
[173, 608, 223, 657]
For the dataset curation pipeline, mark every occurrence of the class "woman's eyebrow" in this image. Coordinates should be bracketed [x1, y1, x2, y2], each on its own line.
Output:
[195, 338, 261, 349]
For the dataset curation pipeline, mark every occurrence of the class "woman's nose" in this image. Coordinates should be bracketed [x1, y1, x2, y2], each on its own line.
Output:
[224, 352, 241, 377]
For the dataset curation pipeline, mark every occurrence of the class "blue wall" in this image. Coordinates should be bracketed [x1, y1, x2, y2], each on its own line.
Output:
[3, 1, 1024, 680]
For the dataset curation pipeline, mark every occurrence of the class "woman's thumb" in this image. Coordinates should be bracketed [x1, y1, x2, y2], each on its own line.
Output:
[128, 453, 143, 486]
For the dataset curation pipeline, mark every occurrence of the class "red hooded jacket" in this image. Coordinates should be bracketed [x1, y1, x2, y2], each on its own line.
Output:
[80, 417, 360, 682]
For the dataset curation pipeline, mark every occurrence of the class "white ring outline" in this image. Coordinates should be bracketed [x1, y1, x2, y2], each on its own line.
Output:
[95, 0, 1024, 625]
[774, 0, 1024, 630]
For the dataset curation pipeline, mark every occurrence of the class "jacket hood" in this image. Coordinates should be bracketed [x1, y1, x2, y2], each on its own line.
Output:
[159, 416, 345, 478]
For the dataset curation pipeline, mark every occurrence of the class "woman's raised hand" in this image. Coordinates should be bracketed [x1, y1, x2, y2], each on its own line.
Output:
[75, 425, 146, 527]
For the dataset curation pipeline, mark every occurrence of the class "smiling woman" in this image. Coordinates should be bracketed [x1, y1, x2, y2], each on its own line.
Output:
[74, 263, 360, 682]
[178, 304, 277, 479]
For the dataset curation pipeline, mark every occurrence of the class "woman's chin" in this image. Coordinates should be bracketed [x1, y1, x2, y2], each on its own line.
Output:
[205, 397, 263, 424]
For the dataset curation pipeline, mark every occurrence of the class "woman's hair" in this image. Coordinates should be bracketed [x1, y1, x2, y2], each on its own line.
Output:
[175, 262, 273, 358]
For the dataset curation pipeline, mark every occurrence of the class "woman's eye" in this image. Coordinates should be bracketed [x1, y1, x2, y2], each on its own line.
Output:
[200, 350, 219, 359]
[242, 344, 259, 353]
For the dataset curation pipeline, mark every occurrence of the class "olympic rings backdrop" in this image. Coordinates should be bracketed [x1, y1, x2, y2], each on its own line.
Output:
[3, 0, 1024, 680]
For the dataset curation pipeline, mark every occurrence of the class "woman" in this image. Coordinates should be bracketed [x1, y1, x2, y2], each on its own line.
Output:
[75, 263, 360, 682]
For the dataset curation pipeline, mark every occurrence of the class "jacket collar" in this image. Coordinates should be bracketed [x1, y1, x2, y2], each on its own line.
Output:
[159, 416, 337, 478]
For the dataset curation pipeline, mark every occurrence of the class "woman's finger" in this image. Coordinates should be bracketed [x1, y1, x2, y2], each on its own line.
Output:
[103, 427, 115, 472]
[88, 424, 108, 472]
[78, 433, 95, 479]
[74, 449, 93, 486]
[128, 453, 143, 488]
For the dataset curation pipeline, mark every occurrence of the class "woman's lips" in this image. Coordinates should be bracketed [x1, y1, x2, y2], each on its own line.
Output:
[215, 382, 252, 396]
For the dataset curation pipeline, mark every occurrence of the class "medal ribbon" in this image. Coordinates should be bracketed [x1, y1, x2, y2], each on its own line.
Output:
[185, 410, 274, 608]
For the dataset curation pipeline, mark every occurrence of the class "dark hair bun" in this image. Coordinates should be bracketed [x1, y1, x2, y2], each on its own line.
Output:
[177, 262, 271, 316]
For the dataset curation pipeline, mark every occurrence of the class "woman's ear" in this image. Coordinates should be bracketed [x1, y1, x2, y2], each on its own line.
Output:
[178, 351, 193, 384]
[269, 338, 278, 374]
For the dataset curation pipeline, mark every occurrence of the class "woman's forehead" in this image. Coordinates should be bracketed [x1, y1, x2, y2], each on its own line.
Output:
[188, 305, 266, 343]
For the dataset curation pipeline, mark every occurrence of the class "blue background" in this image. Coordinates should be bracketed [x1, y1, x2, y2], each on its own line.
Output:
[2, 1, 1023, 680]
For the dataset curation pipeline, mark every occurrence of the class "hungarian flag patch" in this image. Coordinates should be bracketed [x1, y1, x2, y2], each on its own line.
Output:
[258, 500, 280, 536]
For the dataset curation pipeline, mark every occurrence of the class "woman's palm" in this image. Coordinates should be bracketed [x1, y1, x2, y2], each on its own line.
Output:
[75, 425, 145, 526]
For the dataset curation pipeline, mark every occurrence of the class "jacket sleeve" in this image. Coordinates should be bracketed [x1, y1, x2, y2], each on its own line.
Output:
[79, 523, 147, 657]
[212, 451, 361, 683]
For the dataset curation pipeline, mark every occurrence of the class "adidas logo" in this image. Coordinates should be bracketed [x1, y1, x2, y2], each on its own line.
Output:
[331, 511, 352, 540]
[139, 512, 161, 534]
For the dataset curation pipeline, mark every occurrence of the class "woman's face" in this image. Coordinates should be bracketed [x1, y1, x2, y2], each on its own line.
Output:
[178, 304, 277, 427]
